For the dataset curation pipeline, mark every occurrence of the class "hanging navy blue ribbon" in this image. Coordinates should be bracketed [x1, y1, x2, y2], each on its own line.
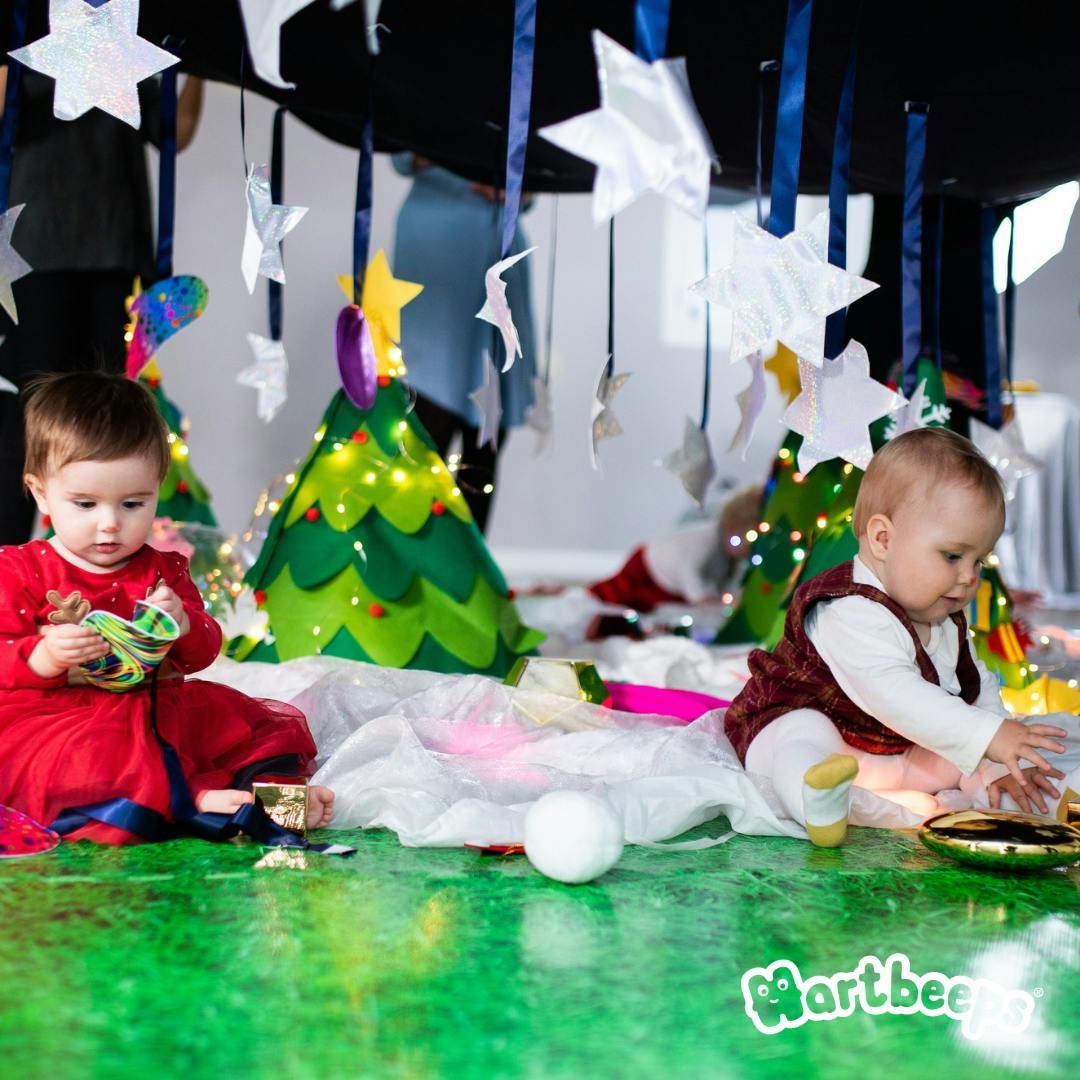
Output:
[606, 217, 615, 377]
[756, 60, 778, 228]
[499, 0, 536, 261]
[1004, 203, 1016, 389]
[924, 195, 945, 368]
[0, 0, 29, 213]
[154, 65, 178, 280]
[978, 206, 1003, 427]
[268, 106, 286, 341]
[824, 41, 857, 359]
[900, 101, 929, 396]
[352, 110, 373, 300]
[768, 0, 812, 238]
[634, 0, 671, 62]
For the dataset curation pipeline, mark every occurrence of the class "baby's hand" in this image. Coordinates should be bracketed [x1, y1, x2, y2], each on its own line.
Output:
[985, 718, 1067, 787]
[988, 765, 1065, 815]
[30, 623, 109, 678]
[145, 583, 190, 637]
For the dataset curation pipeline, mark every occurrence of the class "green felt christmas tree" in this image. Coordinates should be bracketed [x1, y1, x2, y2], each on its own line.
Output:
[716, 358, 949, 649]
[229, 379, 544, 675]
[138, 362, 217, 526]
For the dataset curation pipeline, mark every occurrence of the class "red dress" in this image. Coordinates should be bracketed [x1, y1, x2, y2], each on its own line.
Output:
[0, 541, 316, 845]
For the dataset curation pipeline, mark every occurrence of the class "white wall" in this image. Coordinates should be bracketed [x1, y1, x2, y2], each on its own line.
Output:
[158, 81, 1079, 560]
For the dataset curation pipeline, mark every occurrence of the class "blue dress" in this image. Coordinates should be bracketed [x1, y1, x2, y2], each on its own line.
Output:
[391, 155, 536, 429]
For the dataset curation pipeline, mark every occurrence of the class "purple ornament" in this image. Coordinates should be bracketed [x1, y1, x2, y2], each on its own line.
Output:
[336, 304, 379, 409]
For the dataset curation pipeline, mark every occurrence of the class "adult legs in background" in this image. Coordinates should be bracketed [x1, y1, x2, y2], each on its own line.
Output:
[411, 391, 505, 534]
[0, 271, 131, 543]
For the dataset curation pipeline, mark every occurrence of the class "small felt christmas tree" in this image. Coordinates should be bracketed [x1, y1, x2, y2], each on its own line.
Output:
[138, 362, 217, 526]
[229, 376, 543, 675]
[716, 358, 949, 648]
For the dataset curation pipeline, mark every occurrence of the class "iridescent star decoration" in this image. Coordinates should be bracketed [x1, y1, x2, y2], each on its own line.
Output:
[469, 352, 502, 450]
[524, 376, 553, 454]
[691, 211, 878, 369]
[10, 0, 178, 128]
[969, 417, 1041, 501]
[539, 31, 715, 223]
[241, 163, 308, 294]
[237, 333, 288, 422]
[783, 341, 904, 474]
[662, 418, 716, 506]
[729, 352, 767, 459]
[476, 247, 536, 372]
[589, 359, 632, 469]
[0, 205, 32, 323]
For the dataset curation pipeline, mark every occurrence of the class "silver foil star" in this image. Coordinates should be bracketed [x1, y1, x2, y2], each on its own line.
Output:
[524, 376, 553, 454]
[539, 30, 716, 222]
[10, 0, 178, 128]
[783, 340, 904, 474]
[691, 211, 878, 369]
[662, 418, 716, 506]
[475, 246, 536, 371]
[590, 359, 632, 469]
[0, 205, 32, 323]
[237, 333, 288, 422]
[969, 417, 1041, 501]
[469, 352, 502, 450]
[240, 163, 308, 294]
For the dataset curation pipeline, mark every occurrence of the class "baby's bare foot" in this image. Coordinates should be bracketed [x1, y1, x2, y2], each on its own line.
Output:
[307, 785, 334, 829]
[196, 788, 255, 815]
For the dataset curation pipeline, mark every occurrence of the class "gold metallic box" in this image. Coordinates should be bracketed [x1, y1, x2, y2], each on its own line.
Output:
[253, 781, 308, 835]
[503, 657, 610, 704]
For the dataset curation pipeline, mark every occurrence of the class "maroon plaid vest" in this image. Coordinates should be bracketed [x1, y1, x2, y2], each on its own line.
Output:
[723, 561, 982, 763]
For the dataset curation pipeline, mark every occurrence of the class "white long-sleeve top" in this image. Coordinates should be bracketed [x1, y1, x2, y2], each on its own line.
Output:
[804, 557, 1008, 775]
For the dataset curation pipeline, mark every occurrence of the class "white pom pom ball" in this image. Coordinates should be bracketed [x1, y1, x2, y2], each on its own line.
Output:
[524, 791, 624, 884]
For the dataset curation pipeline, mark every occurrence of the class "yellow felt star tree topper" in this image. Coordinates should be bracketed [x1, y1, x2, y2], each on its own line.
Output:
[337, 249, 423, 377]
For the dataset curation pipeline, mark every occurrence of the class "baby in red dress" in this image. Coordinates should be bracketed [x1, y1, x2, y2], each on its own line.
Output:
[0, 371, 333, 843]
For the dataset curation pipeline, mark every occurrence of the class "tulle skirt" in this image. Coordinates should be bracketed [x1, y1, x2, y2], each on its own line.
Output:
[0, 679, 316, 844]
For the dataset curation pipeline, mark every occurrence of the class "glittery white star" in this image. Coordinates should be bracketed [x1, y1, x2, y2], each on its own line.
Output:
[691, 211, 878, 369]
[476, 246, 535, 372]
[237, 333, 289, 422]
[589, 359, 632, 469]
[10, 0, 178, 128]
[524, 376, 553, 454]
[237, 0, 316, 89]
[662, 418, 716, 506]
[783, 340, 904, 474]
[969, 417, 1041, 501]
[469, 352, 502, 450]
[0, 205, 32, 324]
[539, 31, 715, 222]
[240, 163, 308, 294]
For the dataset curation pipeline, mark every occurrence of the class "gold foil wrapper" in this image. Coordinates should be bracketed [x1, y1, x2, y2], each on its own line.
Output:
[1057, 787, 1080, 829]
[253, 781, 308, 835]
[920, 809, 1080, 870]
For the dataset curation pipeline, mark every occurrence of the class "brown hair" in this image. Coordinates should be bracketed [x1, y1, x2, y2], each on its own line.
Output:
[852, 427, 1005, 537]
[22, 371, 170, 484]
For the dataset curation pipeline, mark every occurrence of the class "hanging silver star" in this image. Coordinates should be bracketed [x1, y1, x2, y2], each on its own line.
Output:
[691, 210, 878, 369]
[783, 340, 904, 474]
[469, 352, 502, 450]
[969, 417, 1041, 501]
[237, 333, 289, 422]
[539, 31, 716, 222]
[729, 351, 767, 459]
[0, 205, 32, 324]
[240, 163, 308, 294]
[662, 417, 716, 506]
[475, 246, 536, 371]
[10, 0, 178, 128]
[524, 376, 554, 454]
[589, 358, 632, 469]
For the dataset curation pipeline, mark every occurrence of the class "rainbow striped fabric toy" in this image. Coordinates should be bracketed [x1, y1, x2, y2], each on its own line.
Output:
[80, 601, 180, 692]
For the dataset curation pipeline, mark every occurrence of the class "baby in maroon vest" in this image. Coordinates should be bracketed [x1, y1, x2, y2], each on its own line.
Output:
[724, 427, 1072, 846]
